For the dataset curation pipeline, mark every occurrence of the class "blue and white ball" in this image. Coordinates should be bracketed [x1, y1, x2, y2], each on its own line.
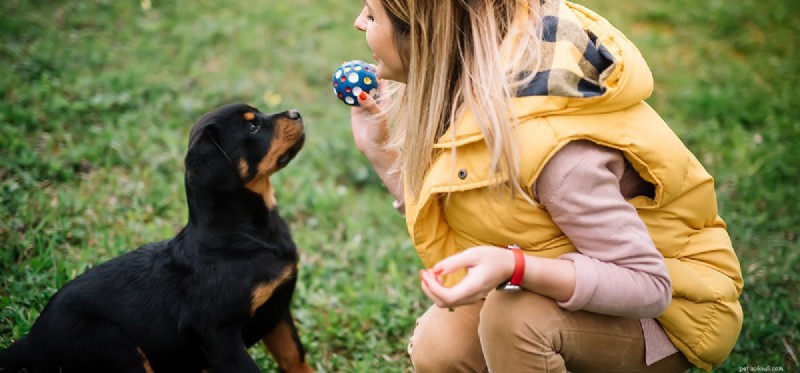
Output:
[332, 60, 378, 106]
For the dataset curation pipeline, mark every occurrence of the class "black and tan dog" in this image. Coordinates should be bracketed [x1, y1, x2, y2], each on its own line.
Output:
[0, 103, 312, 373]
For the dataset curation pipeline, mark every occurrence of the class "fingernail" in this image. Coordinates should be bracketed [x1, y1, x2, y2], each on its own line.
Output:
[419, 270, 429, 286]
[433, 268, 444, 276]
[358, 92, 367, 101]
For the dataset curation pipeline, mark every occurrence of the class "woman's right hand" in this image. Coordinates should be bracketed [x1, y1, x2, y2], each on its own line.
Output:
[348, 78, 404, 202]
[349, 79, 390, 157]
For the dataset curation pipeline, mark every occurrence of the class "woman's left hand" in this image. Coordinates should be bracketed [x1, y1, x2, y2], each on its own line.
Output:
[419, 246, 516, 308]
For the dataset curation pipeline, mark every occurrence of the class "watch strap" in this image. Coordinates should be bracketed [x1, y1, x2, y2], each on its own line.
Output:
[508, 244, 525, 287]
[496, 244, 525, 292]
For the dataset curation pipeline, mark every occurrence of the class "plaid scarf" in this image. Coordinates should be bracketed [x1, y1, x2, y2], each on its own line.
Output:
[517, 0, 615, 98]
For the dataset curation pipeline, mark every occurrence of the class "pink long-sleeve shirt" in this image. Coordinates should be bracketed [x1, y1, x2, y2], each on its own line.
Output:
[533, 140, 679, 365]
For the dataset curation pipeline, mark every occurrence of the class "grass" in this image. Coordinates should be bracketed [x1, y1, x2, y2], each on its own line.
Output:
[1, 0, 797, 372]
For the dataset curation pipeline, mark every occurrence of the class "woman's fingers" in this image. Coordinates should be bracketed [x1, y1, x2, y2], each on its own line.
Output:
[419, 270, 446, 307]
[420, 246, 514, 308]
[354, 90, 381, 115]
[349, 80, 389, 153]
[430, 249, 478, 278]
[420, 267, 487, 308]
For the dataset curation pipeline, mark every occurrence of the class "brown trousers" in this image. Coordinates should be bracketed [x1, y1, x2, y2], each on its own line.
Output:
[409, 291, 692, 373]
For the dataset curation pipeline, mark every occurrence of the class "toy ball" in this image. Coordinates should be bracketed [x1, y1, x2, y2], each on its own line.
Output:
[331, 60, 378, 106]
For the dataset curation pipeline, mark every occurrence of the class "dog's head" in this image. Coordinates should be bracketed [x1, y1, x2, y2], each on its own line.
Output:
[185, 103, 305, 209]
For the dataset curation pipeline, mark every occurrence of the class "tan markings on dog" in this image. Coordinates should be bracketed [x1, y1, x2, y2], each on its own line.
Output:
[262, 321, 315, 373]
[250, 265, 295, 316]
[238, 158, 249, 179]
[244, 117, 303, 209]
[136, 347, 154, 373]
[244, 112, 256, 121]
[245, 177, 277, 209]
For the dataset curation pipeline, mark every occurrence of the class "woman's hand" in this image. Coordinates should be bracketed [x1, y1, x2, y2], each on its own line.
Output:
[419, 246, 516, 309]
[349, 77, 390, 157]
[346, 77, 403, 201]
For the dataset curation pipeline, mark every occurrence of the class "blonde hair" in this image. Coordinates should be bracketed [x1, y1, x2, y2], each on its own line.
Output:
[380, 0, 544, 197]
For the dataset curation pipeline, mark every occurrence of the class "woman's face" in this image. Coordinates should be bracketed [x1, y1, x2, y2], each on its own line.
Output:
[354, 0, 407, 83]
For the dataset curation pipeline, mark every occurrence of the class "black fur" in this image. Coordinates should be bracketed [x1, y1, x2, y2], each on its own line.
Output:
[0, 103, 311, 373]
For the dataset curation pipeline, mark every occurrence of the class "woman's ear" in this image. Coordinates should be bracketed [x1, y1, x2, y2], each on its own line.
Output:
[184, 124, 240, 191]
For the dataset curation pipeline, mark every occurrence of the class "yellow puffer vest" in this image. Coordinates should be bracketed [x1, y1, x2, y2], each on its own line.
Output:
[402, 3, 743, 371]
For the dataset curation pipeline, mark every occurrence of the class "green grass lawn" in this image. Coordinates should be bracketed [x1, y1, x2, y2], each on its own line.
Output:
[1, 0, 797, 372]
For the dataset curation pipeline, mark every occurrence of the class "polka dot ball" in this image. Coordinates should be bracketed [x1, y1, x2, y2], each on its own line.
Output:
[331, 60, 378, 106]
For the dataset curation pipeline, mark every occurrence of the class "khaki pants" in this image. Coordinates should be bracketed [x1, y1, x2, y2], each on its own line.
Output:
[409, 291, 692, 373]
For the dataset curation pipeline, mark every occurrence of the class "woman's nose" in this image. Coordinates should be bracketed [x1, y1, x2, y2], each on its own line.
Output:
[354, 7, 368, 31]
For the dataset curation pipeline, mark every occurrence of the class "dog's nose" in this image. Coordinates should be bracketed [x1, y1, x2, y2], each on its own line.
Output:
[287, 109, 302, 120]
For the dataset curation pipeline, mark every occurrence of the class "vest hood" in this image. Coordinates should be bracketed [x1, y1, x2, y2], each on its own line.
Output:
[435, 1, 655, 149]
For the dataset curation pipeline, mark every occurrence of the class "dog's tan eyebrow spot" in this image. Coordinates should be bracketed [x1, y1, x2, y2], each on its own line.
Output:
[244, 112, 256, 121]
[238, 158, 249, 179]
[250, 266, 295, 316]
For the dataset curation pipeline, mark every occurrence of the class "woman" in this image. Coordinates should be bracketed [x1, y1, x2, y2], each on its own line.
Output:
[348, 0, 743, 372]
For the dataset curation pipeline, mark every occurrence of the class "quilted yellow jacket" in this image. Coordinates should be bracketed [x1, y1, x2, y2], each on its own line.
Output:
[402, 2, 743, 371]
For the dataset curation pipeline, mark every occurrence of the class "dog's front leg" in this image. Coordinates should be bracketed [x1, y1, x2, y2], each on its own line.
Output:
[262, 311, 314, 373]
[201, 329, 262, 373]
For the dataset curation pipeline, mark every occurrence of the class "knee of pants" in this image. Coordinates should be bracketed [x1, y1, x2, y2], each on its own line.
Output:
[409, 339, 462, 373]
[408, 306, 483, 372]
[478, 291, 564, 350]
[409, 324, 476, 372]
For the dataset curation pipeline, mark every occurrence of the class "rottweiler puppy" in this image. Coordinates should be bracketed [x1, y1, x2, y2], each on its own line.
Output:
[0, 103, 312, 373]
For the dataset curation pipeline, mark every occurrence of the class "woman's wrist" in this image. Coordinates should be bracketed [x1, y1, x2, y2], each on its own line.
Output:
[360, 145, 403, 202]
[520, 256, 575, 302]
[361, 142, 388, 162]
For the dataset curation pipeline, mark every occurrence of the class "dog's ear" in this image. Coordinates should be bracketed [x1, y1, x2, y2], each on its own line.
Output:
[184, 123, 240, 191]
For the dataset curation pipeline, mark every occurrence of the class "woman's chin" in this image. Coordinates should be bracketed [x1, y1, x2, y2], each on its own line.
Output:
[376, 68, 406, 83]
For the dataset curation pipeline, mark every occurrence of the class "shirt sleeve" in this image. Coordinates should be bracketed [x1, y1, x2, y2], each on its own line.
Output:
[534, 140, 672, 318]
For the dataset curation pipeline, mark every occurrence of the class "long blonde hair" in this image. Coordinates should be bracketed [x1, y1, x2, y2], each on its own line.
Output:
[380, 0, 544, 197]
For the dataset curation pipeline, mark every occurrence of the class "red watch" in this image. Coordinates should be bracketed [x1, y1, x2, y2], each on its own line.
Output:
[496, 244, 525, 292]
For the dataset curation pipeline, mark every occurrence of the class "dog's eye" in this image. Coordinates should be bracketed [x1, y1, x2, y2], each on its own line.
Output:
[249, 122, 260, 134]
